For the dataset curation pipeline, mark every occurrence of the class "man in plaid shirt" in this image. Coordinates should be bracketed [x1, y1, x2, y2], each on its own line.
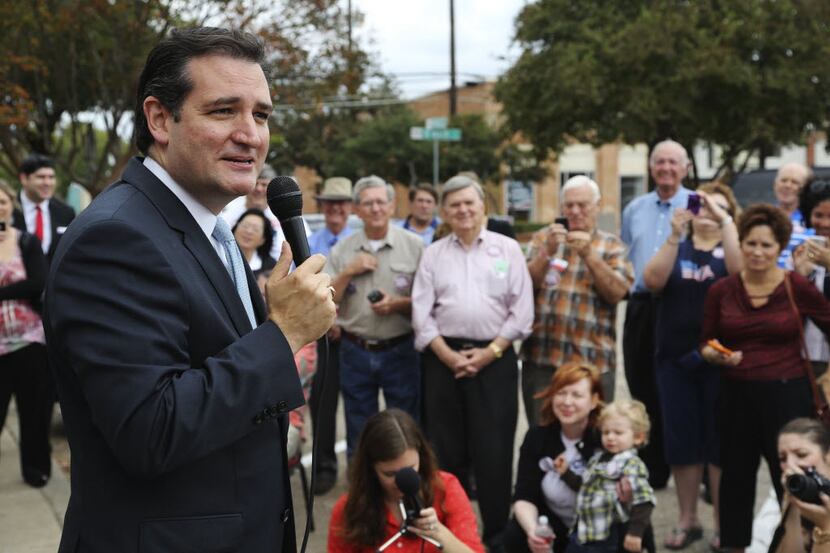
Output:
[521, 176, 633, 424]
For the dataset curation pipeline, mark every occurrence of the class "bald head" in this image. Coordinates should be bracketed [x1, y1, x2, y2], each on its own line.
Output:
[649, 140, 690, 201]
[774, 162, 810, 213]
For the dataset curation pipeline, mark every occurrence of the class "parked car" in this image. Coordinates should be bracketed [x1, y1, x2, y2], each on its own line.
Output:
[729, 166, 830, 208]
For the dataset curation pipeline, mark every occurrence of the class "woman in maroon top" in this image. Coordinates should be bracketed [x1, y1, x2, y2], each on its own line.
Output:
[701, 204, 830, 551]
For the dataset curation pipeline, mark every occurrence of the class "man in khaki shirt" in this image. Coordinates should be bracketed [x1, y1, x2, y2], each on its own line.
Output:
[326, 175, 424, 455]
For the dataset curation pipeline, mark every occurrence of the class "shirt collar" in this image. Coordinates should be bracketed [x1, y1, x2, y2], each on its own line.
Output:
[143, 157, 217, 242]
[20, 192, 49, 213]
[655, 186, 689, 208]
[356, 226, 393, 251]
[449, 225, 487, 246]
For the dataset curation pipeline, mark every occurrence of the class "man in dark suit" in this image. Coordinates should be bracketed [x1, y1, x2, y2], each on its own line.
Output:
[44, 27, 336, 553]
[14, 153, 76, 264]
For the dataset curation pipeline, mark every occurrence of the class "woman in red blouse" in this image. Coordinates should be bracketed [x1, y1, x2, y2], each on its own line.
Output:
[328, 408, 484, 553]
[701, 204, 830, 551]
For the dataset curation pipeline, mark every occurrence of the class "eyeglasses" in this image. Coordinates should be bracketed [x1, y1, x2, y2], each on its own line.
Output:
[359, 199, 389, 208]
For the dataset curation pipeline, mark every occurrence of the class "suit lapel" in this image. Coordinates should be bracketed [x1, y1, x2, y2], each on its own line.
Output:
[122, 159, 254, 335]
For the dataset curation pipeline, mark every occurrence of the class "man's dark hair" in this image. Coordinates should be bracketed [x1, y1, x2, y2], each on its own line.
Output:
[134, 27, 269, 154]
[19, 153, 54, 177]
[408, 183, 438, 203]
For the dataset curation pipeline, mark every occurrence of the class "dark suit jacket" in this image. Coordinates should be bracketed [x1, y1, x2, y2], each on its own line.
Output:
[13, 194, 76, 263]
[44, 158, 304, 553]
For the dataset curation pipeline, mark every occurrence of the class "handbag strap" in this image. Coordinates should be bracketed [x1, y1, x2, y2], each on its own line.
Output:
[783, 272, 828, 417]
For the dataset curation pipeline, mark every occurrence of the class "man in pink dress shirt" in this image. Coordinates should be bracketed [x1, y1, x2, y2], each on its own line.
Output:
[412, 174, 533, 552]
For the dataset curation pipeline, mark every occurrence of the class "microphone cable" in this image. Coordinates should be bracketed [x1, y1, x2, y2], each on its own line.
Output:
[299, 333, 329, 553]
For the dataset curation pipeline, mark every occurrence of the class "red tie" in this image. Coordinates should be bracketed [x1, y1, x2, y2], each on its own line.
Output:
[35, 206, 44, 242]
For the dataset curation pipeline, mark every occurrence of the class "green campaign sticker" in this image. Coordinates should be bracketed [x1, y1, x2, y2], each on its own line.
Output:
[494, 259, 509, 273]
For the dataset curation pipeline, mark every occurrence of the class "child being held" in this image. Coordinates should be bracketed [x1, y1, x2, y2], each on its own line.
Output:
[555, 399, 656, 553]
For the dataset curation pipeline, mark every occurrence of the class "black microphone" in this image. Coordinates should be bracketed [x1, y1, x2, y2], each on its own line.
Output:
[267, 176, 311, 266]
[395, 466, 424, 521]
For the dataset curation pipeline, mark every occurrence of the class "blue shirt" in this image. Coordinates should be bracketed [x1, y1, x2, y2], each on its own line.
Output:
[308, 225, 354, 257]
[397, 216, 440, 245]
[621, 187, 691, 292]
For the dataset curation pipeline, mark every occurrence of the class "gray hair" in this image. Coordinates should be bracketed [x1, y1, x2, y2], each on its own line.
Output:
[649, 140, 689, 167]
[440, 174, 485, 205]
[258, 163, 277, 180]
[353, 175, 395, 204]
[561, 175, 600, 203]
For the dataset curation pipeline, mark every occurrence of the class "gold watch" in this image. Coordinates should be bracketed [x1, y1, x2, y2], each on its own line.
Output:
[813, 526, 830, 545]
[488, 342, 503, 359]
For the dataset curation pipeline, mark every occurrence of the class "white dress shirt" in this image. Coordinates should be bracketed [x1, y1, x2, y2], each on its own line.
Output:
[20, 193, 52, 254]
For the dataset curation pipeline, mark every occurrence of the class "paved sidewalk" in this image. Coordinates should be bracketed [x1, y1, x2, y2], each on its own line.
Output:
[0, 405, 68, 553]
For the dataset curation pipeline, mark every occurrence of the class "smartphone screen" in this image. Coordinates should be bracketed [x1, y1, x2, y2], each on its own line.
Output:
[554, 217, 569, 231]
[687, 193, 701, 215]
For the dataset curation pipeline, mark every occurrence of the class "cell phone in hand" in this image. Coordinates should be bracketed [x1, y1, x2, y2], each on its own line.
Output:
[687, 193, 701, 215]
[367, 289, 384, 304]
[554, 217, 569, 231]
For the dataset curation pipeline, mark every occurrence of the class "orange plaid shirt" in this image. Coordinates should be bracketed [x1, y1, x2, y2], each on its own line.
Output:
[520, 229, 633, 374]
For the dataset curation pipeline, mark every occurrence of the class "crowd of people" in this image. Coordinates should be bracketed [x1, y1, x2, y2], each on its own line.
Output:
[7, 132, 830, 553]
[210, 140, 830, 553]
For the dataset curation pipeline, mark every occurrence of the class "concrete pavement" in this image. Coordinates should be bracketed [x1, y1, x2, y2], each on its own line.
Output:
[0, 405, 68, 553]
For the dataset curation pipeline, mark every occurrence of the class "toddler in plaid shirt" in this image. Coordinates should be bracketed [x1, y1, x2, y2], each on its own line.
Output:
[556, 400, 656, 553]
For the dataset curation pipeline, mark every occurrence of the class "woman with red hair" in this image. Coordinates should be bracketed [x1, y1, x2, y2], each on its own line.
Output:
[504, 363, 604, 553]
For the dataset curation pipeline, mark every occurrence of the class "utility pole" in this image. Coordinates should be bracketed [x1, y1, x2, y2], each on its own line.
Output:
[449, 0, 457, 116]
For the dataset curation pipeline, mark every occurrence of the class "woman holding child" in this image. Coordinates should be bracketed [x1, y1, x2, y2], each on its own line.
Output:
[702, 204, 830, 551]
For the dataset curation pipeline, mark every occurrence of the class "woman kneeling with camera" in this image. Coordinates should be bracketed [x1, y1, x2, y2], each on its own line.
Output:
[328, 409, 484, 553]
[772, 418, 830, 553]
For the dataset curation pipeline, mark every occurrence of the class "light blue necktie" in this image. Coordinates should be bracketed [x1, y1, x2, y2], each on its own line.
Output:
[212, 218, 257, 329]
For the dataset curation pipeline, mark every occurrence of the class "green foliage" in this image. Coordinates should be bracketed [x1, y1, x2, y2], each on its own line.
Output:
[324, 109, 503, 185]
[495, 0, 830, 179]
[0, 0, 376, 194]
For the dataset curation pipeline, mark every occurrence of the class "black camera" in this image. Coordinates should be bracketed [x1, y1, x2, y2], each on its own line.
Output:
[367, 289, 384, 304]
[786, 467, 830, 504]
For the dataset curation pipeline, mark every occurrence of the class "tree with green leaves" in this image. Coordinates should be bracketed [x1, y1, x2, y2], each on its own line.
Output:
[324, 107, 502, 186]
[494, 0, 830, 182]
[0, 0, 377, 194]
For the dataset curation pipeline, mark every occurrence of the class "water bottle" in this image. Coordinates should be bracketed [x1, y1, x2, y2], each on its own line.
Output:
[534, 515, 555, 548]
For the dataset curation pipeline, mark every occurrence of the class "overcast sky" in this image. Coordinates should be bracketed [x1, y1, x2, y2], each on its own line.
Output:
[353, 0, 528, 99]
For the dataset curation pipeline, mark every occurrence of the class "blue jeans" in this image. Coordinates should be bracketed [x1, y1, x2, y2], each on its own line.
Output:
[339, 336, 420, 456]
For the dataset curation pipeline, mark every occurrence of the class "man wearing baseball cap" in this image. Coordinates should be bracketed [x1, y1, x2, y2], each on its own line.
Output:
[307, 176, 354, 494]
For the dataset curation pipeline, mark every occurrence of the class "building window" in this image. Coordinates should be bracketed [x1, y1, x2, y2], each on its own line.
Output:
[505, 179, 534, 222]
[560, 171, 595, 187]
[620, 176, 645, 213]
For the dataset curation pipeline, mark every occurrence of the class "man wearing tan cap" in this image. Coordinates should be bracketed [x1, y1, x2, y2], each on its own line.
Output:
[307, 176, 355, 494]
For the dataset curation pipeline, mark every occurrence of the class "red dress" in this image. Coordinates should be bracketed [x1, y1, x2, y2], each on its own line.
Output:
[328, 470, 485, 553]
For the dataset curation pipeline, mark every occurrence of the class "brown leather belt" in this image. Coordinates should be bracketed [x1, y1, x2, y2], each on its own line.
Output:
[341, 330, 413, 352]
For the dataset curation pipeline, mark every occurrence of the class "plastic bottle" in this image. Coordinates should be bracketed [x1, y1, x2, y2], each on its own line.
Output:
[534, 515, 555, 548]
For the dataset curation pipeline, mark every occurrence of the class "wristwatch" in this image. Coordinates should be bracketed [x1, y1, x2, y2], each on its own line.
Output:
[813, 526, 830, 545]
[488, 342, 503, 359]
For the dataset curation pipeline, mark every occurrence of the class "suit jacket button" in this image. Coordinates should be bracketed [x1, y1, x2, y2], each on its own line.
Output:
[253, 414, 263, 425]
[281, 507, 291, 523]
[268, 406, 279, 417]
[277, 400, 288, 412]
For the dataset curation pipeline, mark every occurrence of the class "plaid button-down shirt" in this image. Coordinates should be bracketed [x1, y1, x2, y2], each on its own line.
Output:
[520, 229, 633, 374]
[575, 449, 655, 544]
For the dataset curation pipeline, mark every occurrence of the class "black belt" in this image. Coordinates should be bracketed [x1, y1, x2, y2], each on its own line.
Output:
[341, 330, 412, 352]
[442, 337, 491, 351]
